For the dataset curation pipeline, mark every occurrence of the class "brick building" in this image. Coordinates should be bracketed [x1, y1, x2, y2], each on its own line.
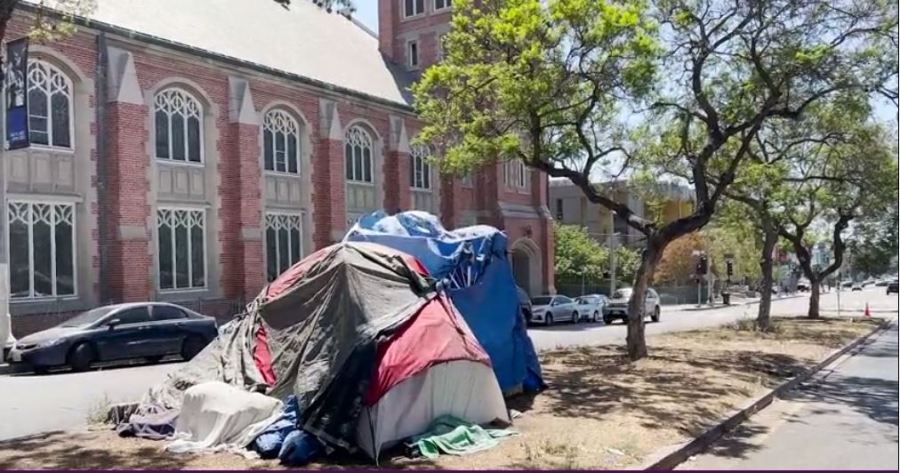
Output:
[2, 0, 554, 336]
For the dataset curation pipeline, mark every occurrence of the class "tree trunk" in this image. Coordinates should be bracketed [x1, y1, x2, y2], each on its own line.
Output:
[808, 278, 821, 318]
[756, 218, 777, 330]
[626, 240, 663, 361]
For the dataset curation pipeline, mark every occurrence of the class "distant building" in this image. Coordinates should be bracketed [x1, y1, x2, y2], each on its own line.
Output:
[549, 179, 694, 248]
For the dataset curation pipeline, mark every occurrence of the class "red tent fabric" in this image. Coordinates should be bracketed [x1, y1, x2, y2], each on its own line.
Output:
[364, 294, 490, 406]
[253, 325, 277, 386]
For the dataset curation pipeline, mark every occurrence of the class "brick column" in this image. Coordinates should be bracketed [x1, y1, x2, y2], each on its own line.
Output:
[104, 47, 151, 302]
[221, 77, 263, 301]
[385, 116, 411, 213]
[312, 100, 346, 249]
[532, 168, 555, 293]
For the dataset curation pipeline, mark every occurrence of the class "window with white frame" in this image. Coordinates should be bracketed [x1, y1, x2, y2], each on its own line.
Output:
[26, 60, 72, 148]
[434, 0, 451, 10]
[404, 0, 425, 17]
[504, 159, 529, 190]
[8, 201, 75, 299]
[157, 208, 206, 290]
[265, 213, 302, 281]
[407, 40, 419, 69]
[345, 125, 373, 183]
[410, 144, 431, 190]
[154, 88, 203, 163]
[263, 109, 300, 174]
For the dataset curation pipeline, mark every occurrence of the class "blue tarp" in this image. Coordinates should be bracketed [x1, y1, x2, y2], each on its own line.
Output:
[346, 211, 544, 393]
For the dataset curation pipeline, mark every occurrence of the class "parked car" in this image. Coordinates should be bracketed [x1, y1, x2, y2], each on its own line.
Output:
[887, 281, 899, 295]
[529, 295, 579, 326]
[796, 279, 810, 292]
[7, 302, 218, 373]
[575, 294, 608, 323]
[516, 286, 533, 323]
[841, 280, 854, 288]
[851, 283, 862, 291]
[875, 279, 888, 287]
[603, 287, 661, 324]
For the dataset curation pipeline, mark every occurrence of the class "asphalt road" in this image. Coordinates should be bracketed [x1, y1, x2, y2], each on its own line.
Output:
[0, 287, 895, 442]
[682, 318, 899, 470]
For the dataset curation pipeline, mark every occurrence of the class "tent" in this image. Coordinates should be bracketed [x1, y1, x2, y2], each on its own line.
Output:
[121, 241, 508, 460]
[345, 211, 545, 394]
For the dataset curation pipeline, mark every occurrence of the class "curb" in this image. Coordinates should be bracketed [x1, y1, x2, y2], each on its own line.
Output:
[681, 294, 804, 312]
[640, 316, 895, 471]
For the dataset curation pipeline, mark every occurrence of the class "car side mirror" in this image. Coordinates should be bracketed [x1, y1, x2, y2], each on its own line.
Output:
[107, 318, 122, 329]
[551, 301, 558, 306]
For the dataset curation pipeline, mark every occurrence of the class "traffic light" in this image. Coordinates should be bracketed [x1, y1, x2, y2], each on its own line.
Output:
[696, 254, 708, 275]
[726, 260, 734, 278]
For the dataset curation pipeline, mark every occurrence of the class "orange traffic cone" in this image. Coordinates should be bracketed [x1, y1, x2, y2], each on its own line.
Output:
[864, 303, 871, 318]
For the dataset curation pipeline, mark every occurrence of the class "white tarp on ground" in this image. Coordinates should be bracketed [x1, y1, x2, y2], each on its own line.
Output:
[356, 360, 509, 460]
[166, 382, 283, 456]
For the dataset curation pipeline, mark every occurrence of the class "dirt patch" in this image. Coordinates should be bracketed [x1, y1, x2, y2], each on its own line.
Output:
[0, 317, 881, 470]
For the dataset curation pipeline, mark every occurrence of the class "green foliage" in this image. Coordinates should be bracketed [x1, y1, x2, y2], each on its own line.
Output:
[613, 245, 641, 284]
[553, 223, 609, 281]
[413, 0, 658, 175]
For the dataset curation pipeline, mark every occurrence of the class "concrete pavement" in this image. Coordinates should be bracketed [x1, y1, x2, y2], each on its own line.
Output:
[681, 319, 898, 470]
[0, 287, 895, 441]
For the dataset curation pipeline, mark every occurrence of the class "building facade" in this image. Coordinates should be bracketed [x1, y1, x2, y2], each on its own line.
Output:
[3, 0, 554, 336]
[549, 179, 695, 248]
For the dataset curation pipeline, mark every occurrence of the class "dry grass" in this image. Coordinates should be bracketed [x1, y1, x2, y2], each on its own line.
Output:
[0, 316, 881, 470]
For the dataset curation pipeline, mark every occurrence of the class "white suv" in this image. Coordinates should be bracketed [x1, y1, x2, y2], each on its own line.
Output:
[602, 288, 661, 324]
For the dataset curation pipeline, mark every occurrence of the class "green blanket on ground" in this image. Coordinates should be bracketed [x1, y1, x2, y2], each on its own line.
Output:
[407, 415, 518, 459]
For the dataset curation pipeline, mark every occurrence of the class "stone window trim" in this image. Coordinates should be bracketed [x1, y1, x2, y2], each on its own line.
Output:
[504, 159, 530, 192]
[434, 0, 452, 12]
[7, 199, 77, 301]
[156, 206, 207, 293]
[409, 143, 432, 190]
[407, 39, 420, 70]
[345, 124, 376, 185]
[402, 0, 426, 19]
[22, 59, 74, 150]
[154, 87, 205, 164]
[264, 211, 304, 282]
[262, 108, 302, 175]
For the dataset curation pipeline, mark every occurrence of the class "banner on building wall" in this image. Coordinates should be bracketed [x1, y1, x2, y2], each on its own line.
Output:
[5, 37, 29, 150]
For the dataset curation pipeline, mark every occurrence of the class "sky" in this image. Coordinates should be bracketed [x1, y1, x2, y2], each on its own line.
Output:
[356, 2, 379, 33]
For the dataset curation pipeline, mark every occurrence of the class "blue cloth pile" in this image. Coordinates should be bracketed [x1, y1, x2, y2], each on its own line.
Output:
[251, 395, 324, 466]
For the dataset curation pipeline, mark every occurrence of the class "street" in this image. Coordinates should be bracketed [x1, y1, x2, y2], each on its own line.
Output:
[682, 318, 898, 470]
[0, 287, 895, 442]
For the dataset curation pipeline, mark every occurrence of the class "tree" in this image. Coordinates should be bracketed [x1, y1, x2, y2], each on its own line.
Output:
[776, 123, 897, 317]
[846, 206, 899, 277]
[654, 232, 706, 285]
[413, 0, 897, 360]
[554, 223, 609, 282]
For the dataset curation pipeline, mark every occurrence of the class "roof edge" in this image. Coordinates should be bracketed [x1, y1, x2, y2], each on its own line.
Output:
[16, 2, 414, 113]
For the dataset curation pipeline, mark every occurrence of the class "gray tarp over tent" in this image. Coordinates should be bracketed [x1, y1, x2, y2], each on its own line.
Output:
[124, 242, 434, 450]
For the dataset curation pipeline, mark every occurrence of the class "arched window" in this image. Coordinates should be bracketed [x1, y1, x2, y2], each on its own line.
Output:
[263, 109, 300, 174]
[409, 144, 431, 190]
[27, 60, 72, 148]
[345, 125, 373, 183]
[154, 88, 203, 163]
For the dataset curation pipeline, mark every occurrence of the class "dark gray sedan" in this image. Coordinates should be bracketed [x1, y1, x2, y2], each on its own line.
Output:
[7, 302, 217, 373]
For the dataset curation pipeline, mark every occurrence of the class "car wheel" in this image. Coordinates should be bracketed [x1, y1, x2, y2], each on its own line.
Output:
[571, 312, 579, 324]
[68, 343, 95, 372]
[545, 314, 554, 326]
[651, 306, 660, 323]
[593, 311, 600, 323]
[180, 336, 207, 361]
[603, 316, 612, 325]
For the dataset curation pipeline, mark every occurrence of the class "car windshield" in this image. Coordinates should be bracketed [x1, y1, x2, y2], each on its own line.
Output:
[576, 297, 590, 304]
[532, 297, 553, 306]
[59, 306, 118, 327]
[612, 288, 633, 299]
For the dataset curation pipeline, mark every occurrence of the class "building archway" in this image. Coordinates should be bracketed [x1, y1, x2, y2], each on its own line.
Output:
[510, 237, 542, 297]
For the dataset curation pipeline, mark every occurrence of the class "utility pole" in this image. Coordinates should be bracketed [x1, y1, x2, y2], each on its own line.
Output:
[609, 231, 618, 296]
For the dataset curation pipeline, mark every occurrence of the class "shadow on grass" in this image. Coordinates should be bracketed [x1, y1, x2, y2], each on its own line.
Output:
[0, 431, 191, 470]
